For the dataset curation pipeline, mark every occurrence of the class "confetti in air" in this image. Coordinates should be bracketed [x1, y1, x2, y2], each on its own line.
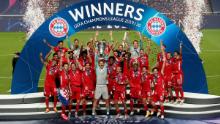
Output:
[183, 0, 206, 53]
[23, 0, 45, 39]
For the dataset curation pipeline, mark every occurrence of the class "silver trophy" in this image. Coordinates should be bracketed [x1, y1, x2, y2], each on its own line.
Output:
[96, 40, 107, 57]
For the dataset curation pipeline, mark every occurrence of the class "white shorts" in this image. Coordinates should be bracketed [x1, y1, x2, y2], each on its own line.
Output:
[95, 85, 109, 100]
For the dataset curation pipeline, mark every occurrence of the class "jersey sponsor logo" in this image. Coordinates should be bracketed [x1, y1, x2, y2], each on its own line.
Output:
[146, 17, 166, 36]
[49, 17, 69, 38]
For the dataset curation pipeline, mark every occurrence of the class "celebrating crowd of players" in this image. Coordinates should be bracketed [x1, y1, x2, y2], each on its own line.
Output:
[39, 31, 184, 120]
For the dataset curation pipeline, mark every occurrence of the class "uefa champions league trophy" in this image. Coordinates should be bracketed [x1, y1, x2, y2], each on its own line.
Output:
[96, 40, 107, 58]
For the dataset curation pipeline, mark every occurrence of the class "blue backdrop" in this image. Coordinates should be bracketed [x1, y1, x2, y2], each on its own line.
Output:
[11, 0, 208, 94]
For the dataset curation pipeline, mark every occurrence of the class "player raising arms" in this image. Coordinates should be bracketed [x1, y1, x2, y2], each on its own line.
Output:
[173, 42, 184, 104]
[92, 59, 110, 116]
[81, 62, 96, 116]
[114, 66, 129, 119]
[164, 52, 174, 103]
[149, 40, 166, 119]
[78, 49, 92, 68]
[113, 50, 123, 67]
[43, 40, 68, 54]
[141, 66, 153, 118]
[86, 39, 95, 68]
[157, 43, 167, 71]
[129, 62, 142, 115]
[39, 50, 58, 113]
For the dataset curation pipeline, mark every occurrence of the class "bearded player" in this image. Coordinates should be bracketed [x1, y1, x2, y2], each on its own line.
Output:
[114, 66, 129, 119]
[39, 50, 58, 113]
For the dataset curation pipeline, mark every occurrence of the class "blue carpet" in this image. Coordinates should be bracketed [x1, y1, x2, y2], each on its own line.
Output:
[0, 116, 220, 124]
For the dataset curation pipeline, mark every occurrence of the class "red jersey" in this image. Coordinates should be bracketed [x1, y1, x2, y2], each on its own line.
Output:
[45, 61, 58, 86]
[45, 61, 57, 79]
[88, 48, 95, 68]
[157, 52, 163, 63]
[173, 58, 183, 74]
[152, 73, 164, 93]
[69, 69, 82, 87]
[141, 73, 152, 91]
[129, 70, 141, 89]
[107, 63, 117, 80]
[78, 57, 90, 67]
[82, 69, 96, 91]
[157, 52, 167, 70]
[53, 46, 68, 53]
[59, 70, 69, 88]
[164, 58, 174, 75]
[60, 56, 68, 63]
[114, 55, 122, 67]
[130, 58, 137, 67]
[138, 54, 149, 70]
[69, 58, 76, 65]
[115, 73, 127, 92]
[123, 59, 131, 76]
[104, 45, 112, 55]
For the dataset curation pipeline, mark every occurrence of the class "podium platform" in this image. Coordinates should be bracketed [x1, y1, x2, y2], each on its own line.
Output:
[0, 92, 220, 120]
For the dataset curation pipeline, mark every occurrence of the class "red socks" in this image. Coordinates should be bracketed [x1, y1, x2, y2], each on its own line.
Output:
[83, 102, 87, 113]
[180, 88, 184, 99]
[130, 99, 134, 112]
[160, 105, 164, 115]
[144, 104, 148, 111]
[62, 105, 66, 114]
[76, 102, 80, 113]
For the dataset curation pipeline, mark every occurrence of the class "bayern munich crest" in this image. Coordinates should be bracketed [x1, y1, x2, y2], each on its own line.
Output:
[49, 17, 69, 38]
[146, 17, 166, 36]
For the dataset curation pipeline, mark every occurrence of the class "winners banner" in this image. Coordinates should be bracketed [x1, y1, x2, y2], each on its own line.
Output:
[11, 0, 207, 94]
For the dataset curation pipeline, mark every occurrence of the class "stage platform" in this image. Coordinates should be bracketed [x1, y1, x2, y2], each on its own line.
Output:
[0, 92, 220, 121]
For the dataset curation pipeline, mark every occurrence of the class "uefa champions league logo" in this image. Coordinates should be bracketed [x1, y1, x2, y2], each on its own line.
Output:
[49, 17, 69, 38]
[146, 17, 166, 36]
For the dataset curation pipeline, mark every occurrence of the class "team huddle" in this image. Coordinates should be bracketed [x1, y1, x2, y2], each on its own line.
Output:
[39, 31, 184, 120]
